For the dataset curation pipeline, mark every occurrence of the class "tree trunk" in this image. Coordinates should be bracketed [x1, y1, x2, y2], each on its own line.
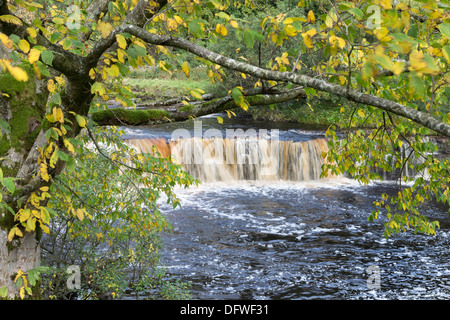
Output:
[0, 43, 49, 297]
[0, 231, 40, 299]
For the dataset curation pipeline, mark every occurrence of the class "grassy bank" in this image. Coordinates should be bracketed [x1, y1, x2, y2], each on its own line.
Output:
[122, 67, 217, 103]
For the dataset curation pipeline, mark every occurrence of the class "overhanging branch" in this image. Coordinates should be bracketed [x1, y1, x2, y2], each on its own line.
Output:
[102, 25, 450, 137]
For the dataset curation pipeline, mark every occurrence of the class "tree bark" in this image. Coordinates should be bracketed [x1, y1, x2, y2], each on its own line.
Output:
[0, 53, 48, 299]
[0, 231, 40, 299]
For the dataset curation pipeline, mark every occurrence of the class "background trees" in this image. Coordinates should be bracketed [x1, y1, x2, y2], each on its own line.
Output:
[0, 0, 449, 298]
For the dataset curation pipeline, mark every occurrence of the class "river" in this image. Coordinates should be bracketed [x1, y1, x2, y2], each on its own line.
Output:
[123, 115, 450, 300]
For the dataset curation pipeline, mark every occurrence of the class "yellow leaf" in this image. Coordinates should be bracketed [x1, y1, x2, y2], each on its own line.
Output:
[55, 76, 65, 86]
[409, 51, 427, 71]
[40, 164, 49, 182]
[401, 11, 410, 29]
[18, 39, 30, 53]
[190, 90, 203, 100]
[117, 49, 126, 63]
[357, 109, 365, 118]
[284, 24, 298, 37]
[395, 3, 409, 10]
[304, 28, 317, 37]
[217, 116, 223, 124]
[47, 79, 55, 93]
[53, 107, 64, 123]
[76, 114, 86, 128]
[76, 208, 84, 221]
[216, 24, 227, 36]
[52, 17, 64, 25]
[27, 27, 37, 38]
[379, 0, 392, 9]
[0, 15, 23, 26]
[167, 18, 178, 31]
[373, 27, 391, 41]
[15, 227, 23, 237]
[220, 25, 228, 36]
[277, 52, 289, 65]
[0, 33, 13, 49]
[182, 61, 190, 78]
[28, 48, 41, 64]
[392, 61, 405, 75]
[98, 21, 114, 39]
[4, 62, 29, 82]
[174, 15, 183, 24]
[230, 20, 238, 28]
[8, 228, 16, 241]
[89, 68, 96, 80]
[63, 139, 75, 155]
[116, 34, 127, 49]
[307, 10, 315, 24]
[329, 35, 346, 49]
[109, 64, 119, 77]
[40, 223, 50, 234]
[302, 34, 313, 49]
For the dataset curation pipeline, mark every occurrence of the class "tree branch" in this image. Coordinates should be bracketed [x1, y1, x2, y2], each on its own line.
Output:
[103, 25, 450, 137]
[78, 0, 114, 42]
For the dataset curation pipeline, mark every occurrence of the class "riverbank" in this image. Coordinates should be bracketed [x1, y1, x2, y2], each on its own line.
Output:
[103, 67, 351, 128]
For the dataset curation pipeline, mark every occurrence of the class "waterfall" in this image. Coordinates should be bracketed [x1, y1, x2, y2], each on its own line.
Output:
[125, 137, 331, 182]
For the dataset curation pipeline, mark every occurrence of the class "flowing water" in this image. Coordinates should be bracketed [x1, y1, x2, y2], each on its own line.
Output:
[123, 116, 450, 300]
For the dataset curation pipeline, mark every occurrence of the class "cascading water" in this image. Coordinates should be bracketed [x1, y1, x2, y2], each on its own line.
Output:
[126, 136, 332, 182]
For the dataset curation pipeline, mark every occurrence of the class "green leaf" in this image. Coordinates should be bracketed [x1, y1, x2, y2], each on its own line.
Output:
[41, 50, 54, 66]
[304, 87, 318, 97]
[66, 156, 76, 172]
[0, 118, 10, 132]
[188, 20, 204, 37]
[243, 29, 254, 48]
[2, 177, 15, 194]
[56, 150, 69, 162]
[36, 61, 51, 77]
[409, 72, 425, 98]
[442, 45, 450, 63]
[438, 23, 450, 39]
[50, 93, 62, 106]
[0, 286, 7, 298]
[347, 8, 364, 20]
[231, 87, 243, 103]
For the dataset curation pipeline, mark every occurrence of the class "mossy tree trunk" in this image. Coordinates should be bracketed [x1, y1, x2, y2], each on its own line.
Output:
[0, 0, 166, 298]
[0, 63, 49, 298]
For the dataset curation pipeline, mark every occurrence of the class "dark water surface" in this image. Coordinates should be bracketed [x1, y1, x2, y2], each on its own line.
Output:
[158, 180, 450, 300]
[124, 117, 450, 300]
